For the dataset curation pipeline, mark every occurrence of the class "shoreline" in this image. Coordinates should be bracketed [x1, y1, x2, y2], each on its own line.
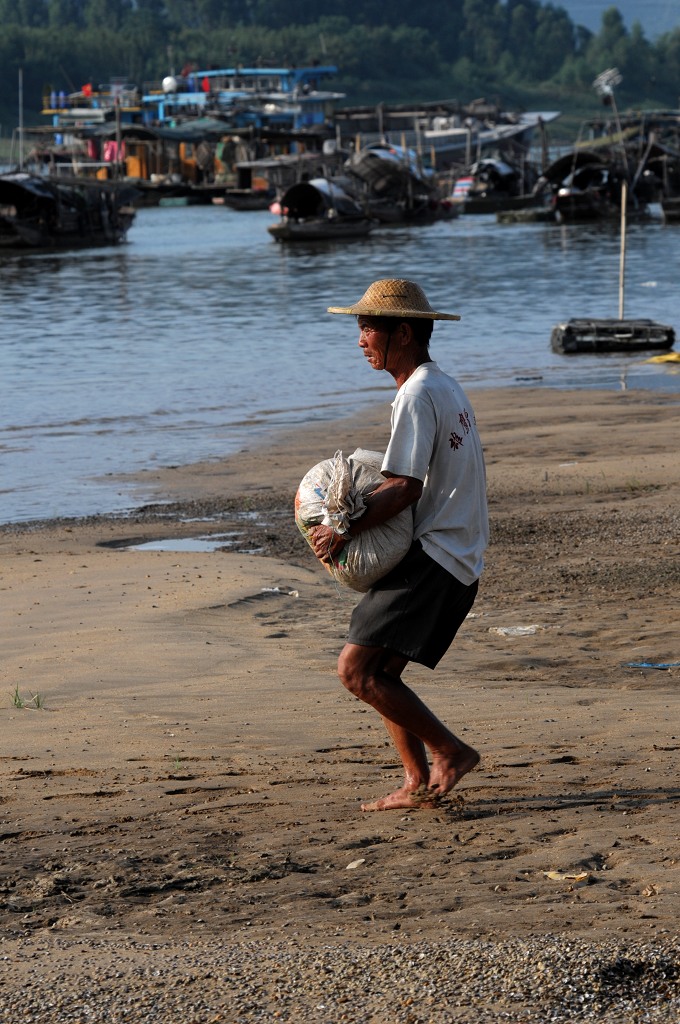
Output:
[1, 385, 679, 1020]
[2, 381, 679, 537]
[3, 367, 680, 530]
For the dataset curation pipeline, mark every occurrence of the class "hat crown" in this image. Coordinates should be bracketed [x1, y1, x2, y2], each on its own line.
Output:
[359, 279, 433, 315]
[327, 278, 460, 321]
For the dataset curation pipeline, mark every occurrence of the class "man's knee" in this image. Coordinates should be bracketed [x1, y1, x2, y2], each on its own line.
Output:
[337, 645, 371, 699]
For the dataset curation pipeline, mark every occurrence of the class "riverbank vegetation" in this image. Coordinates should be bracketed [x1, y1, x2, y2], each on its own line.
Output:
[0, 1, 678, 139]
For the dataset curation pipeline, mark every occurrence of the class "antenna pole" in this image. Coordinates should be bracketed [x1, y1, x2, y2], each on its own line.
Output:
[619, 180, 627, 320]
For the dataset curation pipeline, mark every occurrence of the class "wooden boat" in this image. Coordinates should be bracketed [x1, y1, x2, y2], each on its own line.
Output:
[267, 178, 374, 242]
[551, 318, 675, 354]
[268, 216, 374, 241]
[535, 113, 680, 222]
[448, 158, 545, 215]
[343, 143, 443, 223]
[334, 101, 559, 169]
[0, 172, 135, 250]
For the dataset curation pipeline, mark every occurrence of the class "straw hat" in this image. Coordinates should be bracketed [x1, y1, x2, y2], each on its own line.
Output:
[327, 278, 460, 321]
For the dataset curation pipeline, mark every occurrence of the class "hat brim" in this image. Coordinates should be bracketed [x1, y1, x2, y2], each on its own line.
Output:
[327, 305, 460, 321]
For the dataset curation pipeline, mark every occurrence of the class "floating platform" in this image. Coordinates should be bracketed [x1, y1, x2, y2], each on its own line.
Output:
[551, 318, 676, 355]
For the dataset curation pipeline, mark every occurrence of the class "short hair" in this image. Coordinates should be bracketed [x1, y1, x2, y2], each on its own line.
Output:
[403, 317, 433, 347]
[357, 315, 433, 347]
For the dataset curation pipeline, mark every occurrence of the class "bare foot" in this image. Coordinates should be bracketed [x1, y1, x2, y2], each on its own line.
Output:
[427, 743, 480, 797]
[361, 783, 441, 812]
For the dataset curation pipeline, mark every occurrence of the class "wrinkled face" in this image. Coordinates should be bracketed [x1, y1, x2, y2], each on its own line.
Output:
[357, 316, 394, 370]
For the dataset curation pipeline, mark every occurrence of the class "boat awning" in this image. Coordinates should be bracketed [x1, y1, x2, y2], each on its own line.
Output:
[0, 172, 58, 201]
[280, 178, 364, 218]
[345, 144, 434, 195]
[470, 158, 516, 178]
[0, 172, 139, 208]
[541, 149, 607, 185]
[154, 117, 237, 141]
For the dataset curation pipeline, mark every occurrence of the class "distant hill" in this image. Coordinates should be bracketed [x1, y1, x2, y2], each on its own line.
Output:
[558, 1, 679, 40]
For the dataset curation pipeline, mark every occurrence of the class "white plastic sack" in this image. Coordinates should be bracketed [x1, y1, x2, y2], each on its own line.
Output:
[295, 449, 413, 592]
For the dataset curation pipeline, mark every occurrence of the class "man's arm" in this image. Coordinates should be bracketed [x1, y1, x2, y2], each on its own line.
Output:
[308, 472, 422, 562]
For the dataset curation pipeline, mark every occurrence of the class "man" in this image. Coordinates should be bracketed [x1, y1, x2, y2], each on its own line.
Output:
[309, 279, 489, 811]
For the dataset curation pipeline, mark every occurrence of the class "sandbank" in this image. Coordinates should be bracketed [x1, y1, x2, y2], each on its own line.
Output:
[1, 386, 679, 1022]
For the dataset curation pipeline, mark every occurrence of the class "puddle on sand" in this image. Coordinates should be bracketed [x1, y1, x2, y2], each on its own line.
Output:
[129, 533, 239, 552]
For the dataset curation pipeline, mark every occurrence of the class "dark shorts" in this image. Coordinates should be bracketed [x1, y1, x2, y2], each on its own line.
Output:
[347, 541, 479, 669]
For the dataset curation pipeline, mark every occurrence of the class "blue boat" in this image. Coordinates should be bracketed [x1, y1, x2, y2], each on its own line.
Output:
[41, 66, 344, 136]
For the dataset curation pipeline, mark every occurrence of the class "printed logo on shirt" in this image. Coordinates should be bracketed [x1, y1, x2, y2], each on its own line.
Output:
[449, 409, 472, 450]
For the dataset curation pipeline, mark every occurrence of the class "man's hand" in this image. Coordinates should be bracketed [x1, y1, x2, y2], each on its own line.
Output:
[308, 525, 347, 564]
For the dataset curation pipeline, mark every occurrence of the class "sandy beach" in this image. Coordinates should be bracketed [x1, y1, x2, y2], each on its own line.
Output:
[1, 385, 679, 1022]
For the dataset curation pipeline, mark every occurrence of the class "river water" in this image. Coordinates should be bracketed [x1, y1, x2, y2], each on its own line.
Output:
[1, 204, 679, 524]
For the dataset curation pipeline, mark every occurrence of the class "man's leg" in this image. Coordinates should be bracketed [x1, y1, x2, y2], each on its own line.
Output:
[338, 643, 479, 811]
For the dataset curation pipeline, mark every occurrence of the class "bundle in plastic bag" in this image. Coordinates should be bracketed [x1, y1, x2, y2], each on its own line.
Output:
[295, 449, 413, 593]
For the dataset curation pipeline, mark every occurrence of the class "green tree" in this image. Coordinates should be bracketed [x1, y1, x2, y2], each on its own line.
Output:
[19, 0, 48, 26]
[655, 26, 680, 97]
[505, 3, 538, 79]
[48, 0, 85, 28]
[533, 6, 575, 81]
[83, 0, 132, 32]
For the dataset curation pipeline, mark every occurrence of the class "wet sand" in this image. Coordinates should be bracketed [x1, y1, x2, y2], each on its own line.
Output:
[1, 386, 679, 1022]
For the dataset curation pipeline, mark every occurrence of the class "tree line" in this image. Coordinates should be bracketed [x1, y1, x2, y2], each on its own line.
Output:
[1, 0, 679, 128]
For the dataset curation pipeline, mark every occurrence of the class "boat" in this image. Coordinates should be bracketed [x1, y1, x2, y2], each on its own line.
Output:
[334, 100, 560, 171]
[268, 216, 374, 241]
[538, 150, 634, 222]
[40, 66, 344, 137]
[535, 106, 680, 222]
[0, 172, 136, 251]
[448, 157, 546, 214]
[144, 65, 344, 134]
[29, 66, 346, 198]
[343, 142, 446, 223]
[223, 147, 348, 211]
[267, 178, 374, 242]
[551, 318, 675, 354]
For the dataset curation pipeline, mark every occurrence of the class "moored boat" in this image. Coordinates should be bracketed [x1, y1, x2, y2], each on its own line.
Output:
[343, 142, 444, 224]
[267, 178, 374, 242]
[0, 172, 136, 251]
[268, 216, 374, 241]
[448, 157, 545, 215]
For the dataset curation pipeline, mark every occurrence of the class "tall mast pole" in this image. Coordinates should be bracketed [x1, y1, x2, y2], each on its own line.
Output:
[18, 67, 24, 171]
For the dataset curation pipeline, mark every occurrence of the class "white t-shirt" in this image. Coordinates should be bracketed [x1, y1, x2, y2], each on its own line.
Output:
[382, 361, 489, 585]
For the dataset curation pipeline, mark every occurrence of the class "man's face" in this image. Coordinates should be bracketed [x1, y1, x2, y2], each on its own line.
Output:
[357, 317, 391, 370]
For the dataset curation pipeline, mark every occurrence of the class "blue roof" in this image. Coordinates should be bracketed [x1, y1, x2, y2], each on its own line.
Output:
[196, 66, 338, 80]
